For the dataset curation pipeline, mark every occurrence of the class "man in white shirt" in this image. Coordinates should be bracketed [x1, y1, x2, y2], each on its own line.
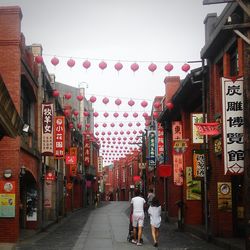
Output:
[130, 189, 146, 246]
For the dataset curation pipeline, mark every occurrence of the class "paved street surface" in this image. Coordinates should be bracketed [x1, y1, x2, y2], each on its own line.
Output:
[16, 201, 224, 250]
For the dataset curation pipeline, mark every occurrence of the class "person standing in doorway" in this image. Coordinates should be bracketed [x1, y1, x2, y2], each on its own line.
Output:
[130, 189, 146, 246]
[148, 197, 162, 247]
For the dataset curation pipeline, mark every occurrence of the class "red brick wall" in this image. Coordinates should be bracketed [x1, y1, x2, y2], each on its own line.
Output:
[0, 6, 22, 243]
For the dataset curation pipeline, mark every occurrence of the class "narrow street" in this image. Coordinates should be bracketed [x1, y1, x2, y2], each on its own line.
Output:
[16, 202, 224, 250]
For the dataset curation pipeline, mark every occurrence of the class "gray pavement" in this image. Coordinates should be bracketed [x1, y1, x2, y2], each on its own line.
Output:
[16, 201, 227, 250]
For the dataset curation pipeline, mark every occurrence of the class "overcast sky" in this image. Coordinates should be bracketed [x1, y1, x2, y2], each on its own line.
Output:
[1, 0, 226, 163]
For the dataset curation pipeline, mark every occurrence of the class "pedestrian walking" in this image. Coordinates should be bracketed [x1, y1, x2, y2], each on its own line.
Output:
[147, 188, 155, 207]
[130, 189, 146, 246]
[148, 197, 161, 247]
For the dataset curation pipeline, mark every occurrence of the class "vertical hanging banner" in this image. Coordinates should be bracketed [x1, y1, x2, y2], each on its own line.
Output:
[98, 156, 103, 172]
[172, 121, 183, 140]
[172, 121, 183, 186]
[41, 103, 54, 155]
[148, 130, 156, 171]
[84, 138, 91, 167]
[222, 77, 244, 174]
[157, 123, 164, 164]
[173, 154, 183, 186]
[69, 147, 78, 176]
[191, 113, 205, 144]
[54, 116, 65, 159]
[193, 150, 205, 177]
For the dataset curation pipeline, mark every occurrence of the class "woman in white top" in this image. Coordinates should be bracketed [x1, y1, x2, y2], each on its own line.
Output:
[148, 197, 161, 247]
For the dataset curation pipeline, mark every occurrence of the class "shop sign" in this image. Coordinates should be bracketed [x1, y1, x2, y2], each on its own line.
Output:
[54, 116, 65, 159]
[193, 150, 205, 178]
[186, 167, 201, 200]
[45, 172, 56, 181]
[65, 155, 77, 165]
[172, 121, 183, 140]
[217, 182, 232, 211]
[98, 156, 103, 172]
[69, 147, 78, 176]
[0, 181, 15, 217]
[148, 130, 156, 170]
[173, 154, 183, 186]
[222, 77, 244, 174]
[41, 103, 54, 155]
[84, 139, 91, 166]
[191, 113, 205, 144]
[157, 123, 164, 163]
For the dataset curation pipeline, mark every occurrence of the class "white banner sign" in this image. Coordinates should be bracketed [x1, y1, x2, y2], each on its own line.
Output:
[222, 77, 244, 174]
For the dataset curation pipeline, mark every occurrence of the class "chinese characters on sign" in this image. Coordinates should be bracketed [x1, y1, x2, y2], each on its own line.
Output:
[98, 156, 103, 172]
[42, 103, 54, 155]
[193, 150, 205, 177]
[54, 116, 65, 159]
[157, 123, 164, 164]
[173, 154, 183, 186]
[84, 138, 91, 166]
[148, 130, 156, 171]
[69, 147, 78, 177]
[222, 77, 244, 174]
[172, 121, 184, 185]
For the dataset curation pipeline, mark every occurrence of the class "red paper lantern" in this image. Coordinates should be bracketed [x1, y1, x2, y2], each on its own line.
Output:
[103, 112, 109, 118]
[141, 100, 148, 108]
[165, 63, 174, 72]
[136, 122, 141, 127]
[84, 111, 89, 117]
[94, 123, 99, 128]
[77, 95, 84, 101]
[64, 109, 70, 116]
[114, 62, 123, 72]
[67, 58, 75, 68]
[129, 137, 133, 141]
[69, 122, 74, 129]
[52, 89, 60, 97]
[153, 111, 159, 119]
[148, 63, 157, 73]
[103, 123, 107, 128]
[85, 123, 90, 128]
[115, 98, 122, 106]
[181, 63, 190, 72]
[51, 56, 59, 66]
[119, 123, 124, 127]
[108, 131, 112, 135]
[123, 112, 129, 118]
[128, 99, 135, 107]
[83, 60, 91, 70]
[73, 110, 79, 116]
[102, 97, 109, 105]
[114, 131, 118, 135]
[142, 112, 148, 118]
[64, 92, 72, 100]
[110, 123, 115, 127]
[89, 96, 96, 103]
[166, 102, 174, 110]
[35, 55, 43, 64]
[133, 112, 138, 118]
[93, 112, 99, 117]
[99, 61, 107, 70]
[153, 101, 161, 109]
[120, 131, 124, 135]
[102, 132, 106, 135]
[113, 112, 119, 118]
[145, 121, 151, 126]
[128, 122, 133, 127]
[126, 131, 131, 135]
[131, 63, 139, 72]
[77, 123, 82, 129]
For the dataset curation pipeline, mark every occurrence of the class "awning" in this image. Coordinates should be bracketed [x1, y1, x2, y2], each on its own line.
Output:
[0, 75, 23, 139]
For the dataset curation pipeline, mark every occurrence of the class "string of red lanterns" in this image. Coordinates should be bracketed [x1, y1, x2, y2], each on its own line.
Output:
[36, 55, 192, 73]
